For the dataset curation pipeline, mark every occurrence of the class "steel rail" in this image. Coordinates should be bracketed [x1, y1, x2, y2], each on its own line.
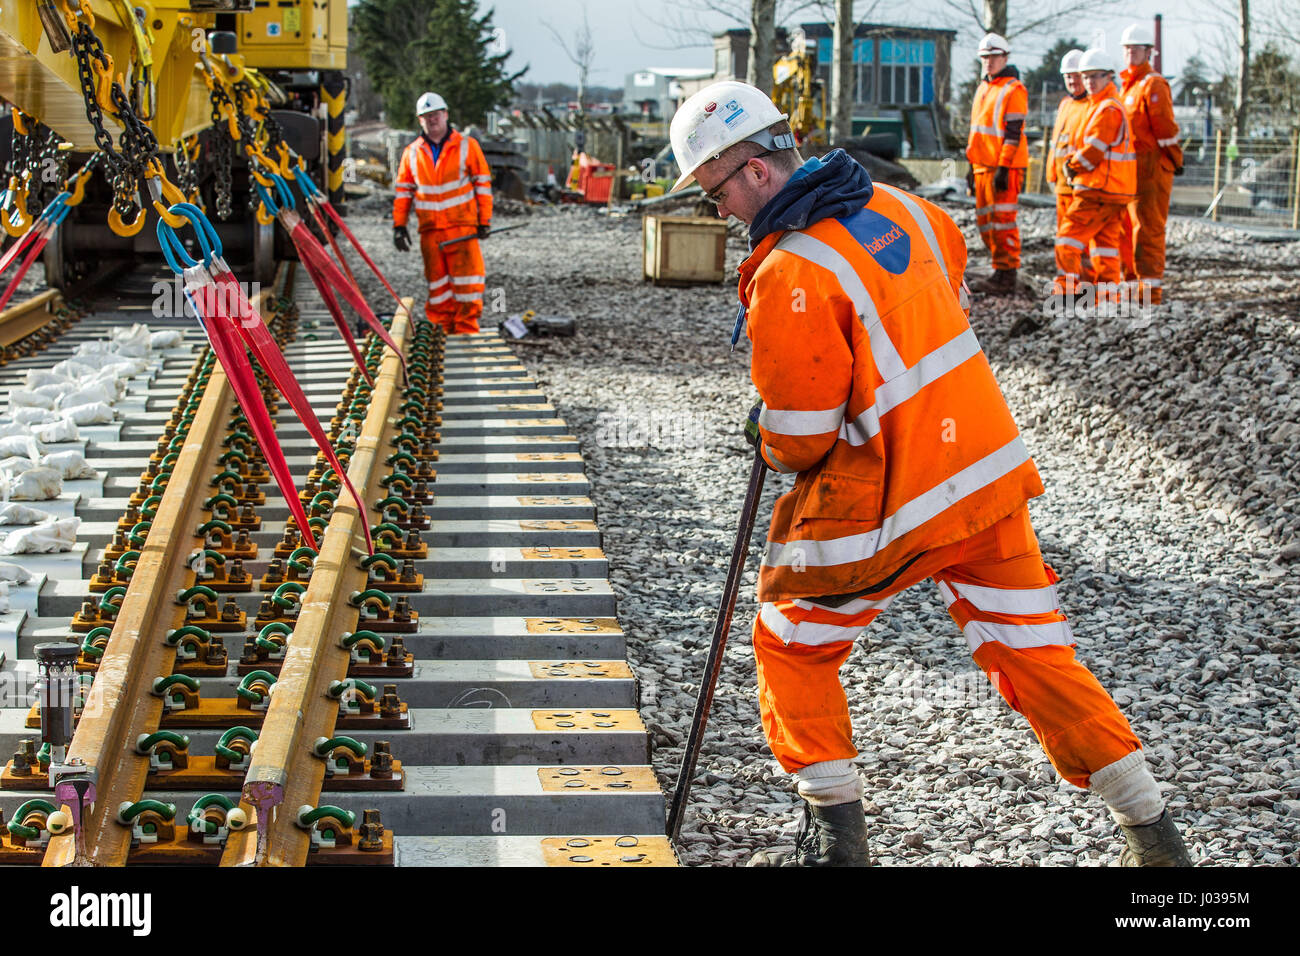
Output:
[0, 289, 62, 349]
[222, 297, 414, 867]
[42, 272, 287, 867]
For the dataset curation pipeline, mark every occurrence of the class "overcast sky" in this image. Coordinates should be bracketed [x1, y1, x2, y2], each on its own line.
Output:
[351, 1, 1255, 88]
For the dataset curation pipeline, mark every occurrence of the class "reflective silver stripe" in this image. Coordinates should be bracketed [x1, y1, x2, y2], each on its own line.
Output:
[414, 194, 475, 211]
[1156, 136, 1179, 147]
[474, 186, 493, 195]
[763, 435, 1032, 569]
[759, 602, 877, 647]
[959, 283, 970, 312]
[992, 203, 1018, 212]
[977, 223, 994, 233]
[418, 181, 470, 195]
[760, 402, 848, 437]
[971, 124, 1001, 137]
[796, 593, 895, 616]
[1106, 151, 1136, 161]
[990, 222, 1017, 231]
[449, 274, 486, 285]
[774, 231, 906, 381]
[962, 618, 1075, 653]
[875, 183, 951, 286]
[472, 174, 493, 182]
[1086, 136, 1107, 150]
[941, 579, 1062, 615]
[1092, 247, 1119, 258]
[395, 184, 416, 193]
[838, 329, 982, 445]
[452, 292, 483, 302]
[1055, 237, 1085, 249]
[1142, 278, 1163, 286]
[1003, 112, 1026, 121]
[429, 276, 450, 289]
[974, 204, 994, 216]
[428, 289, 454, 304]
[1075, 155, 1096, 170]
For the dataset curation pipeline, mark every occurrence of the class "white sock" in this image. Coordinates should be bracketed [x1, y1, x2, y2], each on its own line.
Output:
[794, 759, 864, 807]
[1090, 750, 1165, 827]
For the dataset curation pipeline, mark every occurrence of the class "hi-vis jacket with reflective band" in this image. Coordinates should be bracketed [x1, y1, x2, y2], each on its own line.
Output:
[393, 128, 493, 233]
[1120, 62, 1183, 171]
[738, 184, 1045, 603]
[1067, 82, 1136, 204]
[966, 73, 1029, 171]
[1045, 93, 1089, 194]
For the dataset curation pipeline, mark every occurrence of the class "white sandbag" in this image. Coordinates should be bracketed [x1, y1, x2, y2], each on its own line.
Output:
[0, 502, 53, 525]
[56, 381, 118, 409]
[60, 402, 115, 425]
[1, 466, 63, 500]
[109, 323, 152, 357]
[34, 383, 69, 399]
[0, 435, 41, 459]
[0, 561, 33, 583]
[0, 516, 79, 554]
[10, 407, 57, 426]
[150, 329, 184, 349]
[31, 417, 80, 444]
[24, 369, 71, 389]
[0, 423, 29, 439]
[99, 358, 148, 378]
[40, 450, 97, 480]
[7, 389, 55, 411]
[0, 456, 38, 475]
[52, 358, 98, 380]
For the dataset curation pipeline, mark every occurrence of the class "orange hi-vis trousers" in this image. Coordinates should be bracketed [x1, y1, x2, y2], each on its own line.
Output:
[1119, 151, 1173, 304]
[1055, 192, 1095, 284]
[1053, 196, 1127, 299]
[420, 228, 485, 334]
[974, 168, 1022, 270]
[751, 506, 1141, 789]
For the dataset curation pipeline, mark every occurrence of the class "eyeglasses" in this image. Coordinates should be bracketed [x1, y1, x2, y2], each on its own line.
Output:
[703, 151, 774, 206]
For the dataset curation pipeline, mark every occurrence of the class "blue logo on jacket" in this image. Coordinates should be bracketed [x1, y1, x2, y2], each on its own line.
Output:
[838, 208, 910, 275]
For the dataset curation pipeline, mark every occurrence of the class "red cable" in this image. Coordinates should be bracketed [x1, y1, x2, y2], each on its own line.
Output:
[0, 223, 53, 313]
[318, 200, 404, 310]
[290, 231, 374, 387]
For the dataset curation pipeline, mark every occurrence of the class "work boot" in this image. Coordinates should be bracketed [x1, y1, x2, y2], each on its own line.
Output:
[747, 800, 871, 867]
[970, 268, 1017, 295]
[1117, 810, 1193, 867]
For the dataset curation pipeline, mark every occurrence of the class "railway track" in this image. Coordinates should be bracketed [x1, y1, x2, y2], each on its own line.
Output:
[0, 266, 675, 867]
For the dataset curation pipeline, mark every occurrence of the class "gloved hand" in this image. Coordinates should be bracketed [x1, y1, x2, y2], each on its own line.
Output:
[1173, 165, 1185, 176]
[477, 223, 491, 240]
[965, 167, 975, 194]
[744, 401, 763, 449]
[1064, 161, 1080, 182]
[993, 165, 1010, 193]
[393, 224, 411, 252]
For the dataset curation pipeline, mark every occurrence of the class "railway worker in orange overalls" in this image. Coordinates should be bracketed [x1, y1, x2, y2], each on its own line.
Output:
[1046, 49, 1094, 286]
[965, 33, 1028, 296]
[1119, 23, 1183, 306]
[393, 92, 493, 333]
[668, 79, 1192, 868]
[1053, 49, 1136, 310]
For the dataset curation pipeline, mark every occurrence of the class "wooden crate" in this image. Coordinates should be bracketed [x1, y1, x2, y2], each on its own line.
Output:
[642, 215, 728, 285]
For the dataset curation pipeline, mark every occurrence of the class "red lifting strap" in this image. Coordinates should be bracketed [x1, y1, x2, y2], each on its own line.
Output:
[293, 234, 374, 387]
[0, 222, 54, 313]
[211, 263, 374, 555]
[318, 198, 404, 311]
[305, 198, 362, 291]
[187, 273, 320, 552]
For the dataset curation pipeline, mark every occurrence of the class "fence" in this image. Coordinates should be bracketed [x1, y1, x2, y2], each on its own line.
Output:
[485, 111, 635, 188]
[1173, 131, 1299, 228]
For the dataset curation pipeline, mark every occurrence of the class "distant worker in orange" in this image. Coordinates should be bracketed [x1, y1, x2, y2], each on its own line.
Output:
[1054, 49, 1136, 309]
[966, 32, 1029, 295]
[1119, 23, 1182, 306]
[1046, 49, 1094, 285]
[393, 91, 493, 333]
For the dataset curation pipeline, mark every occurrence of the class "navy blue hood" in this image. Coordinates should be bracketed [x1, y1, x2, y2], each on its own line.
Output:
[748, 149, 874, 248]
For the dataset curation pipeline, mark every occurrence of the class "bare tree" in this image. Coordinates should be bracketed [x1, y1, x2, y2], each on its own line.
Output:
[748, 0, 778, 94]
[830, 0, 854, 142]
[1234, 0, 1250, 143]
[939, 0, 1126, 45]
[541, 5, 596, 115]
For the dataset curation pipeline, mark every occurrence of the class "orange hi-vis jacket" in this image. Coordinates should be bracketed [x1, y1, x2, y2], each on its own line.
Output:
[738, 183, 1045, 603]
[967, 72, 1030, 171]
[1045, 93, 1089, 195]
[1066, 82, 1136, 204]
[1121, 62, 1183, 171]
[393, 128, 493, 233]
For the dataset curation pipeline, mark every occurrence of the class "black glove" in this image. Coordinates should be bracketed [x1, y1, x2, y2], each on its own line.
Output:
[965, 168, 975, 194]
[393, 225, 410, 252]
[744, 401, 762, 449]
[477, 223, 491, 240]
[993, 165, 1010, 193]
[1173, 165, 1185, 176]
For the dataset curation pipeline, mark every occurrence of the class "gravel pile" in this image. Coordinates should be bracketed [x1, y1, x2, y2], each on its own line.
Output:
[339, 188, 1300, 867]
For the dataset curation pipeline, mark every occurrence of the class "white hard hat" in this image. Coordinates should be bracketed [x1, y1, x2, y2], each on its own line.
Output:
[1078, 48, 1114, 74]
[1060, 49, 1085, 74]
[1120, 23, 1155, 47]
[978, 33, 1011, 56]
[668, 80, 792, 194]
[416, 92, 448, 115]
